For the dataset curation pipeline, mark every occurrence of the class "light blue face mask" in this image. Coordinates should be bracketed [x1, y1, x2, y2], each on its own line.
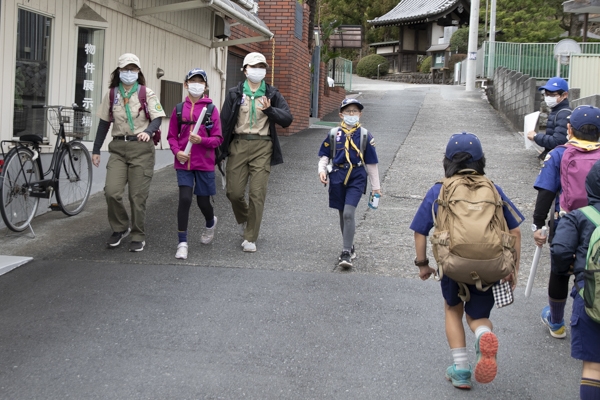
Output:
[120, 71, 139, 85]
[343, 115, 360, 126]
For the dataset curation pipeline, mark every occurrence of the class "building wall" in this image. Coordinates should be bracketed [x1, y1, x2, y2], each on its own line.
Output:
[403, 28, 415, 51]
[0, 0, 223, 150]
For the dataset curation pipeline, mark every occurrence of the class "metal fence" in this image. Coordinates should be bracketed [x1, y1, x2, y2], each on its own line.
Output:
[328, 57, 352, 91]
[482, 41, 600, 79]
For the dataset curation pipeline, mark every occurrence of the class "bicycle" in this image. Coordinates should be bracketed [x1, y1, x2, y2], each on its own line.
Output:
[0, 105, 93, 233]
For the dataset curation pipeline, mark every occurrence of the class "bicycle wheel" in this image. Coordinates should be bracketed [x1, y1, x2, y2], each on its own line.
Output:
[56, 141, 92, 216]
[0, 147, 41, 231]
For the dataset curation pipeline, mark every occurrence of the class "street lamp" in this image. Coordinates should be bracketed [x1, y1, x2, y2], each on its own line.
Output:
[377, 63, 385, 79]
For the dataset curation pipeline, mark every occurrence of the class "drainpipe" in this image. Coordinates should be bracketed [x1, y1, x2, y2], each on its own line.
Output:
[214, 47, 227, 103]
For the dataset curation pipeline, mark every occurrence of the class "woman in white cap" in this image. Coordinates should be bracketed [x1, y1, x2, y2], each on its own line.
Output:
[218, 52, 293, 252]
[92, 53, 166, 252]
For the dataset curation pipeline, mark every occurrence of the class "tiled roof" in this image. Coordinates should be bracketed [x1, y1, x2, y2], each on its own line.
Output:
[369, 0, 466, 26]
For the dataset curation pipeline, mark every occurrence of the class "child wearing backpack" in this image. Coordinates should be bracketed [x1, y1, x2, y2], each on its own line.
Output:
[317, 98, 381, 269]
[410, 132, 524, 390]
[167, 68, 223, 260]
[532, 105, 600, 339]
[551, 125, 600, 400]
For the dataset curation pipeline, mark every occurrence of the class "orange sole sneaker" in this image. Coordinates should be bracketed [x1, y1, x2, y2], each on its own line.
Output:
[474, 332, 498, 384]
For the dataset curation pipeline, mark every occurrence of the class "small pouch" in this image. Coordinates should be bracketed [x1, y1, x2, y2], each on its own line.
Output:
[492, 280, 514, 308]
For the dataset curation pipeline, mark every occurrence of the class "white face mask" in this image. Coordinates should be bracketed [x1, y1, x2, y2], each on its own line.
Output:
[545, 96, 559, 108]
[120, 71, 139, 85]
[246, 68, 266, 83]
[187, 83, 205, 98]
[343, 115, 360, 126]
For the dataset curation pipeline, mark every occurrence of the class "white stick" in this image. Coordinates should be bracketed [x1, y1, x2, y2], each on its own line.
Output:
[525, 226, 548, 298]
[180, 107, 208, 164]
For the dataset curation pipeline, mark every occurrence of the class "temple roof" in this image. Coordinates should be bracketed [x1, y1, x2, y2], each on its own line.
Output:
[369, 0, 468, 27]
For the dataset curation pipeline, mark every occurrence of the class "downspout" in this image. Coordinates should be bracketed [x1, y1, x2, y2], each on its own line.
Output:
[214, 47, 227, 104]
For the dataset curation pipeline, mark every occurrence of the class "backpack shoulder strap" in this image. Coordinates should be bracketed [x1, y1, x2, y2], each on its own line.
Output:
[580, 206, 600, 227]
[175, 102, 184, 131]
[204, 102, 215, 137]
[138, 85, 151, 120]
[360, 127, 368, 155]
[329, 127, 338, 160]
[554, 108, 572, 126]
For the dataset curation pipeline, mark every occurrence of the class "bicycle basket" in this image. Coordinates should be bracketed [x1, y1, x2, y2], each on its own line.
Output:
[47, 108, 92, 138]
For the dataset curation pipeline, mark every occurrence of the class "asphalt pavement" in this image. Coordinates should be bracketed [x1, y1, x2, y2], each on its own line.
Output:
[0, 76, 578, 399]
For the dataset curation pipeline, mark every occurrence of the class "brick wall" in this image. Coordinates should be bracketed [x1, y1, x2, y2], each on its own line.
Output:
[317, 62, 346, 118]
[227, 1, 312, 136]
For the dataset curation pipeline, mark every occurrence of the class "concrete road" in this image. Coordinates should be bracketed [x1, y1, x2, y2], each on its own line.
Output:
[0, 77, 577, 399]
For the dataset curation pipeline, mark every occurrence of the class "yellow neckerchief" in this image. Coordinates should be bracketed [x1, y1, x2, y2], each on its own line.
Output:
[566, 138, 600, 151]
[340, 122, 365, 185]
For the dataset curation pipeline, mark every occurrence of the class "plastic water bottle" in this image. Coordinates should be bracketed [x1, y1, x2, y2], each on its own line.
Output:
[368, 192, 380, 209]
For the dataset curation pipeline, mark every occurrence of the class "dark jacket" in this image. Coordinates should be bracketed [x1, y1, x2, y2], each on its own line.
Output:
[534, 99, 571, 151]
[218, 81, 293, 166]
[551, 159, 600, 282]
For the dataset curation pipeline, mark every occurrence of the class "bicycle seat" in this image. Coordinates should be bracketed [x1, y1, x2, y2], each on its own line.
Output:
[20, 134, 44, 144]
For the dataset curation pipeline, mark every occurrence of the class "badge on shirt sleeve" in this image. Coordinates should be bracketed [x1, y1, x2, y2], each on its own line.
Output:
[155, 103, 163, 112]
[324, 142, 329, 148]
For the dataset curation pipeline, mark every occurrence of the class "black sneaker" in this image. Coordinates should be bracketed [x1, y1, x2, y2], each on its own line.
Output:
[129, 241, 145, 252]
[338, 251, 353, 269]
[350, 245, 357, 260]
[107, 228, 130, 247]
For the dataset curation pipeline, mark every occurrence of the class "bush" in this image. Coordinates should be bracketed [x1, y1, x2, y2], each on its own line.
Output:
[356, 54, 389, 78]
[419, 56, 432, 73]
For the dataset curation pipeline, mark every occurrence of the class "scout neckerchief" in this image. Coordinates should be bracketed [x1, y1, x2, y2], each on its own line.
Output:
[243, 80, 266, 130]
[567, 138, 600, 151]
[340, 122, 365, 185]
[118, 81, 139, 133]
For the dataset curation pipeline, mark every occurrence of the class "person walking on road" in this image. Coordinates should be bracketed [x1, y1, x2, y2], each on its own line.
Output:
[411, 133, 523, 390]
[317, 98, 381, 269]
[167, 68, 223, 260]
[92, 53, 166, 252]
[527, 77, 571, 160]
[218, 52, 293, 253]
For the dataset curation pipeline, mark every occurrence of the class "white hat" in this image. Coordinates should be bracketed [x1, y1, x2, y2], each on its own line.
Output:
[243, 52, 268, 68]
[118, 53, 141, 69]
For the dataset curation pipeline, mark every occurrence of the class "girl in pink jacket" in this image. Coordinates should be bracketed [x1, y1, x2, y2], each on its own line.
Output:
[167, 69, 223, 259]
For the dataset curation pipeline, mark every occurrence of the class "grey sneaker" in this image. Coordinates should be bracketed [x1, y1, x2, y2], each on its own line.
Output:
[129, 241, 145, 252]
[200, 217, 217, 244]
[107, 228, 130, 247]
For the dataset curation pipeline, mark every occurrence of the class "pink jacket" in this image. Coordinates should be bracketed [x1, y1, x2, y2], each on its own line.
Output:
[167, 96, 223, 171]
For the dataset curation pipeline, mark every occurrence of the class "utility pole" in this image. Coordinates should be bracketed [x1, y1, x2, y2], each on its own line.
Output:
[486, 0, 497, 78]
[466, 0, 480, 91]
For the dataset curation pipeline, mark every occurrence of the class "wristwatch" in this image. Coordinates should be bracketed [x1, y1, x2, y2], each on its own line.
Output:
[414, 257, 429, 267]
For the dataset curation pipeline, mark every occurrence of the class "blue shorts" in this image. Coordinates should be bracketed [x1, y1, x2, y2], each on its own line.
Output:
[328, 165, 367, 211]
[176, 169, 216, 196]
[570, 286, 600, 362]
[441, 275, 495, 319]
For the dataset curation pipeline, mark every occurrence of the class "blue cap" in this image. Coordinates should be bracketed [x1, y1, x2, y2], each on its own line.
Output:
[569, 105, 600, 131]
[539, 77, 569, 93]
[445, 132, 484, 161]
[185, 68, 207, 82]
[340, 98, 364, 112]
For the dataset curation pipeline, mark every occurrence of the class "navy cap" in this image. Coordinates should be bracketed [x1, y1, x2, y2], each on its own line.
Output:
[445, 132, 484, 161]
[185, 68, 207, 82]
[539, 77, 569, 93]
[569, 105, 600, 131]
[340, 98, 364, 112]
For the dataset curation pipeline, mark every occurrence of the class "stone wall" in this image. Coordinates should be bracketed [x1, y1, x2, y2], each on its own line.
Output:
[379, 72, 453, 85]
[486, 67, 537, 132]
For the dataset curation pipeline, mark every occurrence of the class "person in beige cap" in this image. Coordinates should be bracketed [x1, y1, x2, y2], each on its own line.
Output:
[92, 53, 166, 252]
[218, 52, 293, 252]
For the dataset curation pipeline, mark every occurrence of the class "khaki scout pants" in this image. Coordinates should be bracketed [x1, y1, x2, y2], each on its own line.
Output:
[105, 140, 155, 242]
[226, 138, 272, 243]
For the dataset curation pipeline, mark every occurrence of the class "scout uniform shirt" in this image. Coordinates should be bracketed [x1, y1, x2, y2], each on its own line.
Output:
[98, 86, 166, 136]
[234, 94, 270, 136]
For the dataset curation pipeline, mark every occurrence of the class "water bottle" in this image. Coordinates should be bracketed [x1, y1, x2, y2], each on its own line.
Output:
[368, 192, 380, 209]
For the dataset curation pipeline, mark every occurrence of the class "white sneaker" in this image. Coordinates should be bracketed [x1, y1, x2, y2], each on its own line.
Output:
[238, 222, 246, 237]
[200, 216, 217, 244]
[175, 242, 188, 259]
[242, 241, 256, 252]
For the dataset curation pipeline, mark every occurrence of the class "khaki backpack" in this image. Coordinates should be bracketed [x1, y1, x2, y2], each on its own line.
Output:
[430, 170, 519, 301]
